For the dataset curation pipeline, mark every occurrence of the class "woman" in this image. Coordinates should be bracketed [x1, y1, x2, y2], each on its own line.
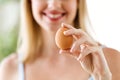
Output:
[0, 0, 120, 80]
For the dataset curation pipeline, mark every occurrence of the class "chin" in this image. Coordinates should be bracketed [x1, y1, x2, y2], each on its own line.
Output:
[48, 25, 60, 32]
[40, 23, 60, 32]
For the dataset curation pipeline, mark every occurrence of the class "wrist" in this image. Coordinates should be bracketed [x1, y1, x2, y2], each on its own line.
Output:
[100, 72, 112, 80]
[92, 71, 112, 80]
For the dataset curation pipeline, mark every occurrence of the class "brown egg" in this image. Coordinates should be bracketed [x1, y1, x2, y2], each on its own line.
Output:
[55, 27, 73, 50]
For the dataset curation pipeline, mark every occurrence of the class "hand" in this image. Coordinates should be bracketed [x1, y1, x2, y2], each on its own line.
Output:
[59, 23, 111, 79]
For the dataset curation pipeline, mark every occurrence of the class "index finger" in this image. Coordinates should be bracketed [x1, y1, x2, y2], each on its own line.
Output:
[62, 23, 74, 29]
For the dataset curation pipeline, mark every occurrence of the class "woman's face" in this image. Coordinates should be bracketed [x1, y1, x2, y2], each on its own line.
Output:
[31, 0, 78, 31]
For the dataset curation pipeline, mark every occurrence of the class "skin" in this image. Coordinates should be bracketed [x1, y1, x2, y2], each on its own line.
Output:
[31, 0, 78, 31]
[0, 0, 120, 80]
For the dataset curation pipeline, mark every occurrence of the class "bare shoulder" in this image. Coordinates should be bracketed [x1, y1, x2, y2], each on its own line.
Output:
[103, 47, 120, 65]
[103, 47, 120, 80]
[0, 53, 18, 80]
[103, 47, 120, 59]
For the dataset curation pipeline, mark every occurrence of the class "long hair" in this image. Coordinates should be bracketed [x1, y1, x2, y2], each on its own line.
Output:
[17, 0, 93, 63]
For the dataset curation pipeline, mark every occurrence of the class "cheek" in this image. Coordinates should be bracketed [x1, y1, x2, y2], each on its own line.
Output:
[64, 2, 77, 14]
[66, 5, 77, 21]
[31, 3, 39, 16]
[31, 2, 43, 26]
[31, 2, 45, 17]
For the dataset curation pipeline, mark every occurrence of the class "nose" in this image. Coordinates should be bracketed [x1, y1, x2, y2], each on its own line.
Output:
[47, 0, 62, 10]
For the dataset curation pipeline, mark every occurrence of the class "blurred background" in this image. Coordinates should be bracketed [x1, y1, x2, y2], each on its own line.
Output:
[87, 0, 120, 52]
[0, 0, 120, 61]
[0, 0, 20, 61]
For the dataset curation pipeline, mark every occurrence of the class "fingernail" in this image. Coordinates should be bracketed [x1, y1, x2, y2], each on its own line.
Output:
[63, 31, 67, 35]
[70, 49, 72, 53]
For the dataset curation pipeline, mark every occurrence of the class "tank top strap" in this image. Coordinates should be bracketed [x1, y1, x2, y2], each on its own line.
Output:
[18, 53, 25, 80]
[88, 76, 94, 80]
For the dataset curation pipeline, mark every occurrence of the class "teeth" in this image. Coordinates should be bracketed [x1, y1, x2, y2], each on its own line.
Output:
[48, 14, 62, 18]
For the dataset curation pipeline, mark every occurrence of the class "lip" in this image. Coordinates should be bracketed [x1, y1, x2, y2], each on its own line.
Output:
[42, 10, 66, 22]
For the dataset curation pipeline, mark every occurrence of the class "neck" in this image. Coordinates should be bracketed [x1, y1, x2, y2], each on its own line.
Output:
[41, 29, 59, 57]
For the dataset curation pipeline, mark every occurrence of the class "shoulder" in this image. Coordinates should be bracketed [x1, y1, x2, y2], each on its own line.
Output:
[103, 47, 120, 80]
[103, 47, 120, 59]
[102, 47, 120, 65]
[0, 53, 18, 80]
[0, 53, 18, 69]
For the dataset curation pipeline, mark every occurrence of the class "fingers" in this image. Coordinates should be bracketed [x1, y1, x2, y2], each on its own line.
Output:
[77, 45, 98, 61]
[62, 23, 88, 40]
[62, 23, 85, 35]
[59, 49, 71, 54]
[59, 43, 98, 62]
[59, 49, 80, 58]
[70, 40, 82, 53]
[62, 23, 74, 29]
[60, 23, 99, 61]
[60, 23, 109, 75]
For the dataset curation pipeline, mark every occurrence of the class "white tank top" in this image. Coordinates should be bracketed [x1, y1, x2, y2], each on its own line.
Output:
[18, 53, 25, 80]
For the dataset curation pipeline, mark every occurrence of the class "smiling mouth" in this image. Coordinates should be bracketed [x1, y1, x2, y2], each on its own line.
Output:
[42, 12, 66, 21]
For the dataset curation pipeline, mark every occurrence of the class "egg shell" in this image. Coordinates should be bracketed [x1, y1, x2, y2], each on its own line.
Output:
[55, 27, 73, 50]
